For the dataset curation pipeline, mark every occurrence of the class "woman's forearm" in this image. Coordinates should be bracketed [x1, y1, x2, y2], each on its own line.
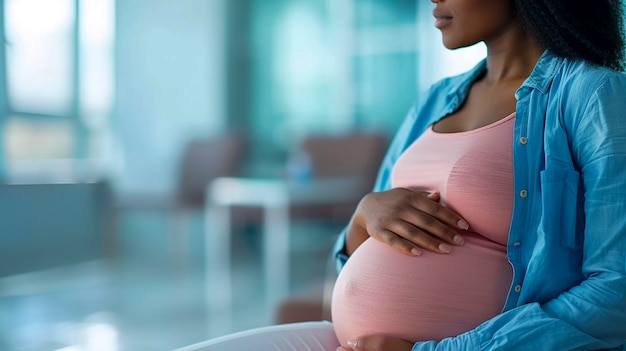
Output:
[345, 211, 369, 256]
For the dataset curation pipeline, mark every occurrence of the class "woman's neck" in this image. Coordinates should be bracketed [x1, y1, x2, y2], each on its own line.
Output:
[483, 25, 544, 85]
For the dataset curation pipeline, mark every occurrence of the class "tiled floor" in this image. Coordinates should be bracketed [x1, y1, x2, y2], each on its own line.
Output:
[0, 209, 342, 351]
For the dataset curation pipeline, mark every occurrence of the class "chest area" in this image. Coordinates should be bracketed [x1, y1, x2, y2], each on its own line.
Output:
[392, 113, 516, 245]
[434, 80, 519, 133]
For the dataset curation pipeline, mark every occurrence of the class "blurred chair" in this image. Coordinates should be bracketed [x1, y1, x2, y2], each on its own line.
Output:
[175, 133, 247, 207]
[289, 131, 389, 221]
[170, 132, 247, 265]
[273, 131, 389, 324]
[115, 132, 247, 266]
[301, 132, 387, 183]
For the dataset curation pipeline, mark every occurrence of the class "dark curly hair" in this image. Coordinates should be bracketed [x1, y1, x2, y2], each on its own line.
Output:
[514, 0, 626, 71]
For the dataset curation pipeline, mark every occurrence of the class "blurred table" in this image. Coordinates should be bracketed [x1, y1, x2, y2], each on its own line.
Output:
[204, 176, 367, 335]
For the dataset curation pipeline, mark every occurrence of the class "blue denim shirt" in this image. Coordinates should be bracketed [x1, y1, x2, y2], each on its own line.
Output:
[333, 51, 626, 350]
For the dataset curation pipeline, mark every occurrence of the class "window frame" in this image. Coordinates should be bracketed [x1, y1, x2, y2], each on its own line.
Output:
[0, 0, 88, 165]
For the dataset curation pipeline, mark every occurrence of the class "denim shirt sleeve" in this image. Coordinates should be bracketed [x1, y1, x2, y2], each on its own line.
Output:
[412, 68, 626, 351]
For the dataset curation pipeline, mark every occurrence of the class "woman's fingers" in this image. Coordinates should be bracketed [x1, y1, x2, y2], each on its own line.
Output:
[363, 188, 469, 254]
[398, 218, 460, 253]
[373, 219, 459, 255]
[399, 211, 467, 252]
[409, 191, 470, 232]
[375, 229, 423, 256]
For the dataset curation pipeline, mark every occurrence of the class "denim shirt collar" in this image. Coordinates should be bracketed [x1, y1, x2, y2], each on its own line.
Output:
[515, 50, 564, 100]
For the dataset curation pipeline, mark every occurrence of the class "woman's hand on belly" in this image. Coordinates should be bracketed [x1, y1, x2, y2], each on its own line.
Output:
[337, 335, 414, 351]
[346, 188, 469, 256]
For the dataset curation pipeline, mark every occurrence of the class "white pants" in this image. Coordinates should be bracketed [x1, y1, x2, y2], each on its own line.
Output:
[174, 321, 340, 351]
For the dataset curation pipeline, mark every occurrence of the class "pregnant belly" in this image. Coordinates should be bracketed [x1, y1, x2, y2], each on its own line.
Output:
[331, 235, 512, 346]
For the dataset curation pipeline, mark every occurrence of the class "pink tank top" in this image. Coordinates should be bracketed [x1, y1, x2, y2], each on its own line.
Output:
[332, 113, 515, 346]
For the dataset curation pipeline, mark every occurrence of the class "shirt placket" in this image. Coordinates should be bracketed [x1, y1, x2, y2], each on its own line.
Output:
[503, 89, 532, 311]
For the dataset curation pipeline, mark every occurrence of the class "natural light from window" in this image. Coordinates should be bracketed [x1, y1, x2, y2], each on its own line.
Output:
[2, 0, 115, 182]
[5, 0, 74, 115]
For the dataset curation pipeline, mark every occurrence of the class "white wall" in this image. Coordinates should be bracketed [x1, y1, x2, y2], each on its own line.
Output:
[114, 0, 226, 195]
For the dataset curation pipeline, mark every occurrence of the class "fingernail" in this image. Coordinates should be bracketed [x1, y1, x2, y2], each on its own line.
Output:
[439, 243, 452, 253]
[347, 339, 358, 348]
[453, 235, 465, 245]
[411, 248, 422, 256]
[457, 219, 469, 230]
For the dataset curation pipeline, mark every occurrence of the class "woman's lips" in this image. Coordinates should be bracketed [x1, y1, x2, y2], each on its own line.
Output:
[433, 10, 452, 29]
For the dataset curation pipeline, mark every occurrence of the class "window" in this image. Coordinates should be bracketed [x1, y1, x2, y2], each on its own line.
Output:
[0, 0, 114, 181]
[5, 0, 74, 115]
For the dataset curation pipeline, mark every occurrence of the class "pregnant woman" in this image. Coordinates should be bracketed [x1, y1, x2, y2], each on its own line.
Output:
[332, 1, 626, 349]
[177, 0, 626, 350]
[332, 112, 517, 345]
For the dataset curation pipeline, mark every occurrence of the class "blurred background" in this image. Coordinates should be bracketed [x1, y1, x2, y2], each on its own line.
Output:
[0, 0, 487, 350]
